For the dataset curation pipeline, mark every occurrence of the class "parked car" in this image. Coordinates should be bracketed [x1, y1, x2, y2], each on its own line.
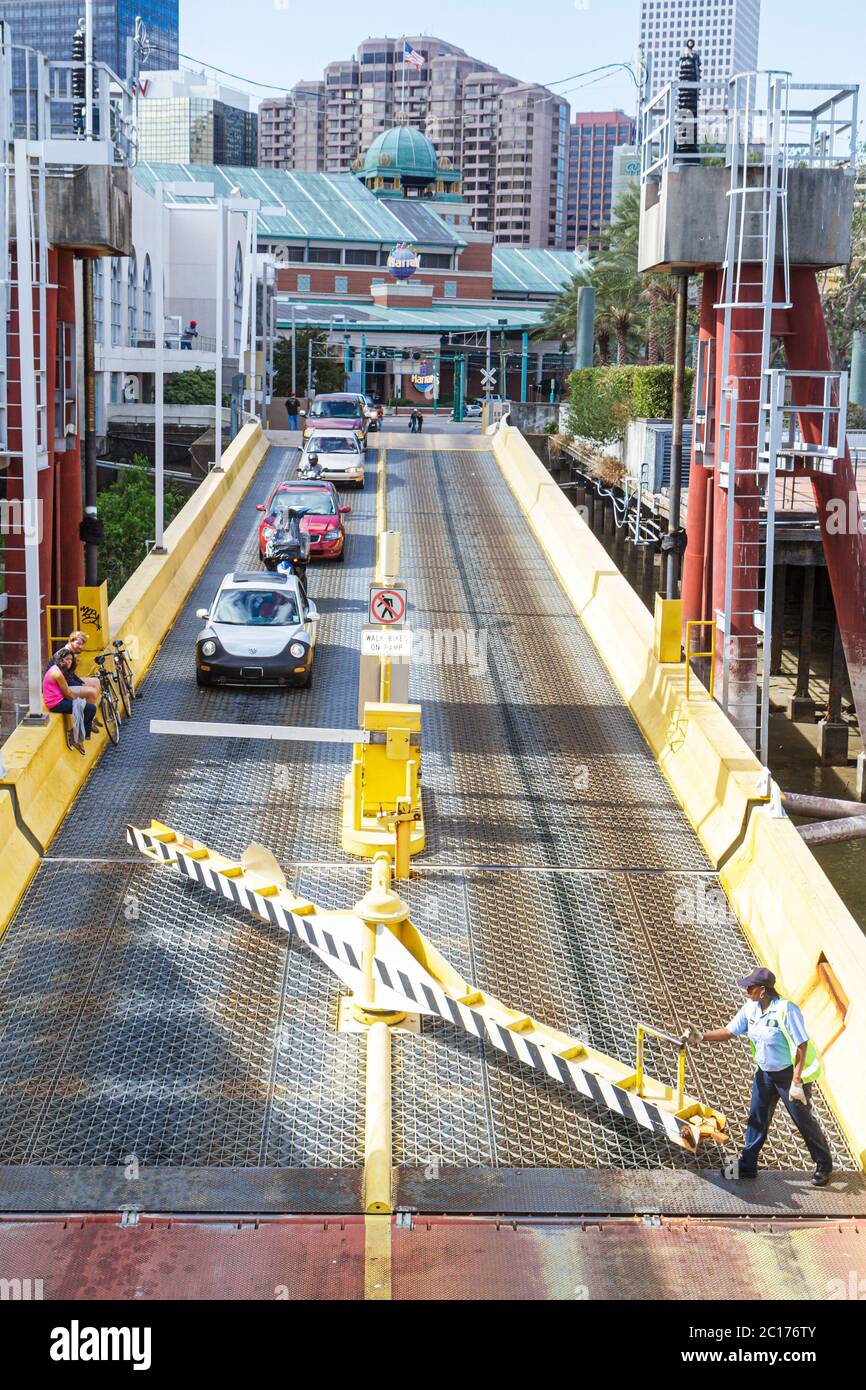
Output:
[301, 430, 366, 488]
[195, 570, 319, 689]
[304, 392, 368, 444]
[464, 402, 483, 418]
[256, 481, 351, 563]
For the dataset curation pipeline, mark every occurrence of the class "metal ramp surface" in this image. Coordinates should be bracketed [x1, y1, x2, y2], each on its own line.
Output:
[0, 445, 854, 1185]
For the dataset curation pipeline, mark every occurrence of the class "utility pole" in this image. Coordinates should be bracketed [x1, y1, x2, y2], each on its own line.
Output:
[213, 200, 224, 471]
[307, 334, 313, 403]
[290, 302, 297, 396]
[82, 259, 99, 584]
[665, 272, 689, 599]
[485, 326, 492, 402]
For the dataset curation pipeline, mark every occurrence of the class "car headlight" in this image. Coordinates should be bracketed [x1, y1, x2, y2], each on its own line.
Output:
[201, 640, 217, 657]
[289, 641, 307, 660]
[324, 528, 340, 540]
[261, 524, 274, 538]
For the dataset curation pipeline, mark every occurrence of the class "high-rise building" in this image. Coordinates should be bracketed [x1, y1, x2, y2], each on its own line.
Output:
[260, 34, 570, 248]
[494, 86, 569, 247]
[640, 0, 761, 99]
[258, 83, 326, 170]
[137, 71, 257, 166]
[566, 111, 636, 250]
[0, 0, 178, 77]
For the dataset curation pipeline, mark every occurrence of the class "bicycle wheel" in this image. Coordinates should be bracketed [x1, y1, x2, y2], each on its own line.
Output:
[100, 688, 120, 745]
[115, 666, 133, 721]
[119, 652, 137, 701]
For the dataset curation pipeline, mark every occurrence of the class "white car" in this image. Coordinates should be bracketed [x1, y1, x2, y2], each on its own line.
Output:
[195, 571, 319, 689]
[300, 429, 366, 488]
[464, 402, 483, 418]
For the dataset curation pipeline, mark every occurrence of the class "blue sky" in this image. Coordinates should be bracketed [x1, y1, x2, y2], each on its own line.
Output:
[180, 0, 865, 133]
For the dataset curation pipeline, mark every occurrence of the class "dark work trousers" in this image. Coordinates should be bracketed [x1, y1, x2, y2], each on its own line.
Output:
[740, 1065, 833, 1174]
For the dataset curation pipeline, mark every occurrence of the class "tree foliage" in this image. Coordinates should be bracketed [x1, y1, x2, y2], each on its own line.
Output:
[163, 369, 216, 405]
[97, 454, 186, 599]
[273, 329, 345, 397]
[820, 155, 866, 374]
[539, 180, 694, 368]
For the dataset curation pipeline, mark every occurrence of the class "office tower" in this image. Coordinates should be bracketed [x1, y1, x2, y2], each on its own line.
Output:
[494, 85, 570, 247]
[0, 0, 178, 77]
[566, 111, 637, 250]
[258, 83, 326, 170]
[640, 0, 761, 99]
[137, 71, 257, 166]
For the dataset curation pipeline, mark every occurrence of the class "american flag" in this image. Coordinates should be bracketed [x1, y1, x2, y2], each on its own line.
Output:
[403, 41, 424, 71]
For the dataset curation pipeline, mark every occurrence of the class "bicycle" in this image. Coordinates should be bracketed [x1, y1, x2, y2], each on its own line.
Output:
[111, 638, 137, 719]
[93, 655, 121, 745]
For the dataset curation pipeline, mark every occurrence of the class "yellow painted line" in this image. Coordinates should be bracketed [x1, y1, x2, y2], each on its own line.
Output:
[364, 1215, 392, 1300]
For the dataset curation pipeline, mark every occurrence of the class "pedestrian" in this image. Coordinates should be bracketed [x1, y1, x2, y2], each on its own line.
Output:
[286, 395, 301, 430]
[683, 967, 833, 1186]
[180, 319, 199, 350]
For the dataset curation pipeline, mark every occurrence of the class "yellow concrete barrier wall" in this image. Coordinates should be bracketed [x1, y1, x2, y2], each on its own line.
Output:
[493, 422, 763, 868]
[0, 422, 268, 938]
[493, 420, 866, 1168]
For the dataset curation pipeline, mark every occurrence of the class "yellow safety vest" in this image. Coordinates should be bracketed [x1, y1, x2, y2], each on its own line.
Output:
[748, 998, 822, 1081]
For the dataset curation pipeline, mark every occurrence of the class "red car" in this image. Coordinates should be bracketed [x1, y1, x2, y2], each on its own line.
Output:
[256, 481, 351, 565]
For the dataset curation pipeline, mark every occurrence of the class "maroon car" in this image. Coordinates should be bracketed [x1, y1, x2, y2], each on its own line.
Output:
[303, 392, 369, 445]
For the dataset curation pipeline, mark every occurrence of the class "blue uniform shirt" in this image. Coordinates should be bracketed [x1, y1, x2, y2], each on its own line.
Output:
[727, 996, 810, 1072]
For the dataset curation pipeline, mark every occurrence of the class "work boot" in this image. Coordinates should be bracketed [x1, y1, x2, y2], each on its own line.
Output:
[811, 1169, 832, 1188]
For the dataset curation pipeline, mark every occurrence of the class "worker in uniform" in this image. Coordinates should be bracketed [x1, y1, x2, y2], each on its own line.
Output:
[685, 967, 833, 1186]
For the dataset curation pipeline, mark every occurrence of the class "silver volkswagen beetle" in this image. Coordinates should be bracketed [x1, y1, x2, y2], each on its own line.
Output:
[195, 571, 319, 689]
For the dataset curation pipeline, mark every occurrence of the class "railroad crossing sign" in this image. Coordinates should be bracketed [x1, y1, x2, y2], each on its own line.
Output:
[369, 584, 407, 627]
[481, 368, 497, 391]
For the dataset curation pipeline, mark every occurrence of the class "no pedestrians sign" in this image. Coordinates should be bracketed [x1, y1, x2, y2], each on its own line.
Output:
[369, 584, 407, 627]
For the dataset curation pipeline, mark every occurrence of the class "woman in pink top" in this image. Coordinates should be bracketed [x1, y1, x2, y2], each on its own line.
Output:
[43, 650, 97, 753]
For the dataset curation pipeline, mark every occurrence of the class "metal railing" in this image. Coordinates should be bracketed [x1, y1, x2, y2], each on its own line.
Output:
[5, 40, 136, 166]
[641, 73, 858, 183]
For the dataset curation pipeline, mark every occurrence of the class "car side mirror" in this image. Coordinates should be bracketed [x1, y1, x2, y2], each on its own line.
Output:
[255, 503, 266, 511]
[340, 505, 351, 514]
[195, 608, 208, 620]
[307, 612, 321, 623]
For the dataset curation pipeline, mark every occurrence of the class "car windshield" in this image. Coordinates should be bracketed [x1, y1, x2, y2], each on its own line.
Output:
[271, 491, 336, 516]
[310, 399, 360, 419]
[311, 437, 359, 454]
[213, 589, 300, 626]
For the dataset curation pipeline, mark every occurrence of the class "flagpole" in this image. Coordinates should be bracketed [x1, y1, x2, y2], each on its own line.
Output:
[401, 35, 407, 120]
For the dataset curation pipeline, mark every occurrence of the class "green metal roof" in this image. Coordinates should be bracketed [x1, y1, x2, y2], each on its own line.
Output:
[275, 298, 547, 333]
[363, 126, 439, 179]
[133, 162, 465, 249]
[492, 246, 589, 294]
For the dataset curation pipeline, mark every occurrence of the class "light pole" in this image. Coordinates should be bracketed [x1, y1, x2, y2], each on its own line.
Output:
[291, 302, 297, 397]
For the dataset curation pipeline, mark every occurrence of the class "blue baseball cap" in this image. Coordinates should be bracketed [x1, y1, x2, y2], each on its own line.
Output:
[737, 966, 776, 990]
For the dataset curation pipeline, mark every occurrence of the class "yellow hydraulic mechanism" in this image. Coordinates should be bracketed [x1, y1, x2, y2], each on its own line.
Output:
[128, 819, 729, 1170]
[342, 702, 424, 871]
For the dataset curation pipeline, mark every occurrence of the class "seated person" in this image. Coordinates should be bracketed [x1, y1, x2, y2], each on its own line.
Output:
[43, 650, 97, 753]
[56, 630, 101, 705]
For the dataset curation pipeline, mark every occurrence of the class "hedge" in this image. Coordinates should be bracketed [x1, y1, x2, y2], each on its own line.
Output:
[565, 365, 694, 444]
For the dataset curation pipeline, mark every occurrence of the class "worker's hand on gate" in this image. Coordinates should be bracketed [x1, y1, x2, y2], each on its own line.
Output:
[679, 1025, 701, 1048]
[789, 1080, 808, 1105]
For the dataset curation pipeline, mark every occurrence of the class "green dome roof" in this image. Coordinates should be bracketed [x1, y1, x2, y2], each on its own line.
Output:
[363, 126, 440, 180]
